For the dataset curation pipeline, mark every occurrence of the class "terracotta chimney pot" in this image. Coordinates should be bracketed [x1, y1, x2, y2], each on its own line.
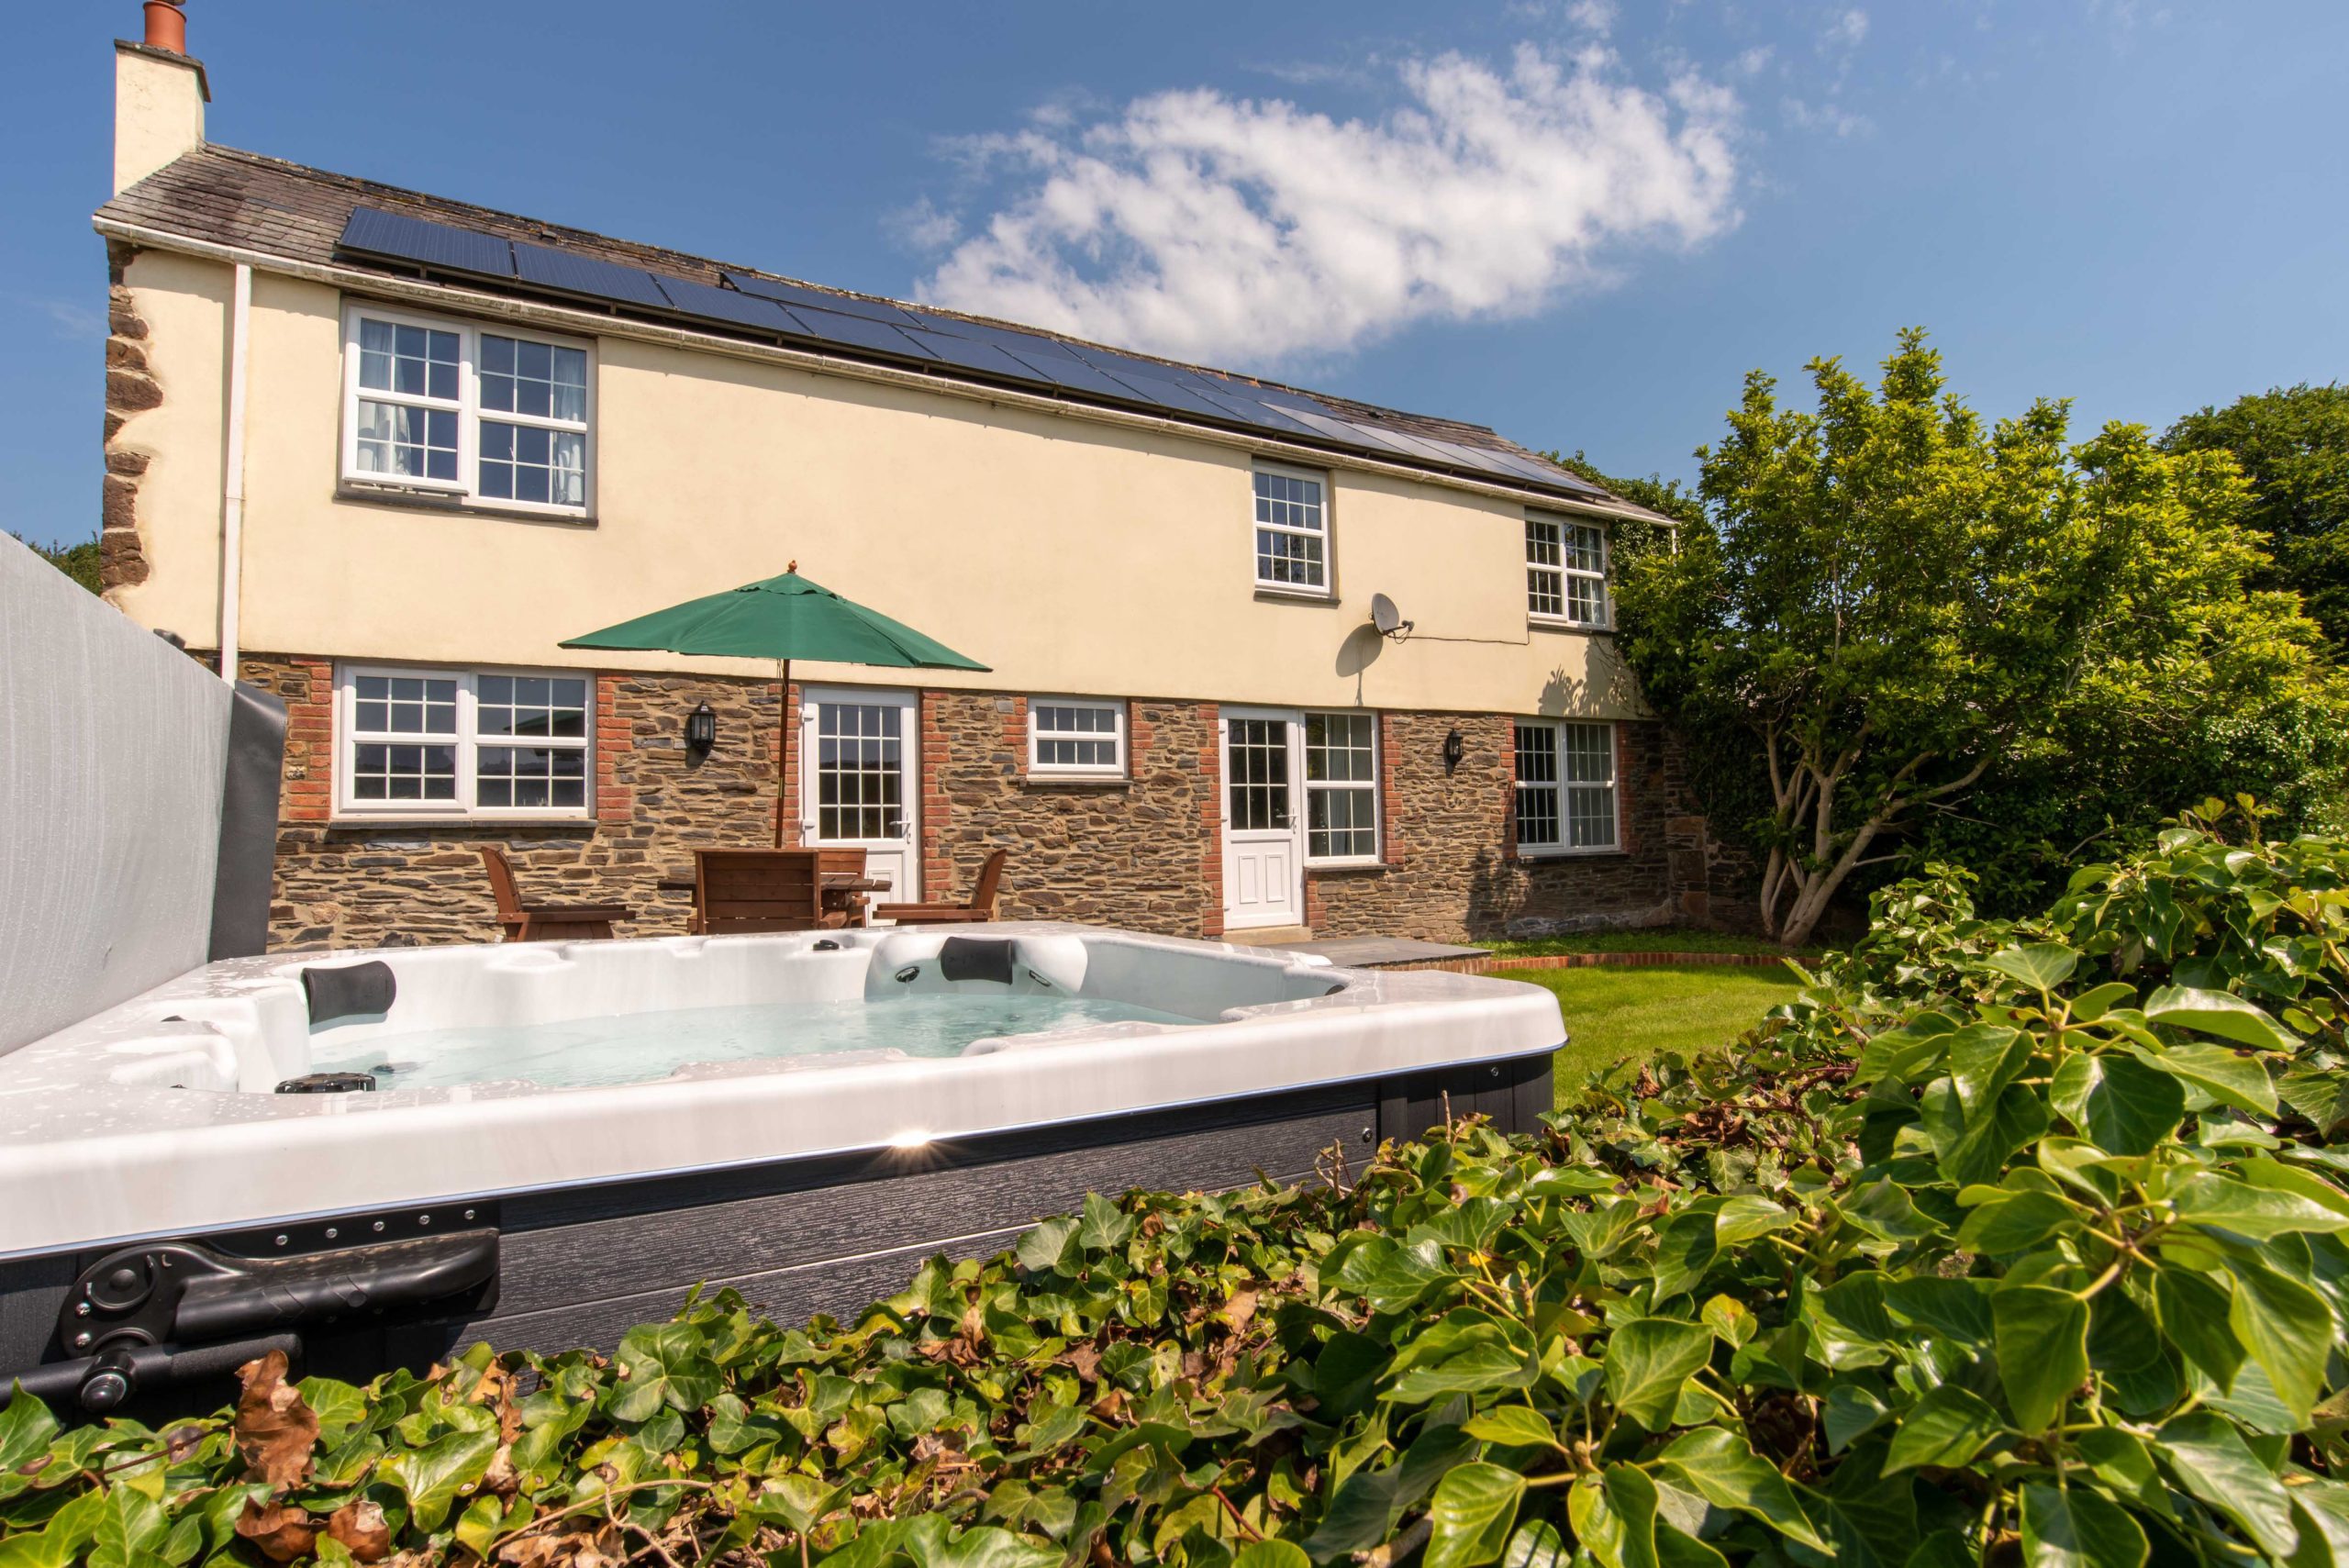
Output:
[142, 1, 187, 55]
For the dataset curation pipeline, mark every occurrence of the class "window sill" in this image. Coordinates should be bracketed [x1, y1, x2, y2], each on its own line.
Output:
[1254, 584, 1338, 606]
[335, 484, 597, 528]
[1529, 616, 1610, 634]
[1307, 860, 1390, 875]
[1022, 773, 1130, 790]
[327, 815, 596, 830]
[1512, 847, 1629, 862]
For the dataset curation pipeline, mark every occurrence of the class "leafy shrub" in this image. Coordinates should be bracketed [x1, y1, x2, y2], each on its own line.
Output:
[5, 804, 2348, 1568]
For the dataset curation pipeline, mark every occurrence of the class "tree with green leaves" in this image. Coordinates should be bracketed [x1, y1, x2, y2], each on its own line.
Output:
[8, 532, 101, 594]
[2163, 383, 2349, 641]
[1611, 328, 2343, 949]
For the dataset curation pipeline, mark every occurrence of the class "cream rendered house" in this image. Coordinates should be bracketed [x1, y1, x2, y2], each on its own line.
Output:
[92, 11, 1740, 950]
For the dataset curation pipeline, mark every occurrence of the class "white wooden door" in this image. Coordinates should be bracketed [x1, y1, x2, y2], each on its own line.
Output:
[1220, 709, 1305, 930]
[800, 687, 919, 907]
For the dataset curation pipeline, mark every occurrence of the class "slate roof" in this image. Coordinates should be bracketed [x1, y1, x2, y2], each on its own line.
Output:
[95, 144, 1653, 517]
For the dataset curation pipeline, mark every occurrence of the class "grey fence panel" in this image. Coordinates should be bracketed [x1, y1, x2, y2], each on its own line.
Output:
[0, 536, 229, 1055]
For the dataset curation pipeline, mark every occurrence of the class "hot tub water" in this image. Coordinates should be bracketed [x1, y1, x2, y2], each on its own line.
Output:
[311, 994, 1201, 1092]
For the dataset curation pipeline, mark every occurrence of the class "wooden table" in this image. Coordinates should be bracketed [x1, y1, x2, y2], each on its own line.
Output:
[655, 871, 889, 924]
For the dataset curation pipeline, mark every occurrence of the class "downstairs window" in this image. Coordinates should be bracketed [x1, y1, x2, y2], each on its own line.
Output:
[1513, 719, 1618, 852]
[336, 665, 592, 819]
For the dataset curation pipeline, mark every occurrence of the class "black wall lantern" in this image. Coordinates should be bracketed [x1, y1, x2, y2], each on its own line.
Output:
[685, 701, 717, 758]
[1442, 728, 1464, 774]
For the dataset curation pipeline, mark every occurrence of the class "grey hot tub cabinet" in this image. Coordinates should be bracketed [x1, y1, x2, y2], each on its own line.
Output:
[0, 1049, 1552, 1415]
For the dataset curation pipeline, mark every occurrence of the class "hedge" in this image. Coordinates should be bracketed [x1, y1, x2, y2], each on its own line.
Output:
[4, 799, 2347, 1568]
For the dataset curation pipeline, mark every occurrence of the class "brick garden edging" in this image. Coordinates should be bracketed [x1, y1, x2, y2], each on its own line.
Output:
[1389, 950, 1804, 974]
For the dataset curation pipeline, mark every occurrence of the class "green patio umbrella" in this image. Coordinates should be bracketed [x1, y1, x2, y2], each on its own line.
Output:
[562, 562, 988, 845]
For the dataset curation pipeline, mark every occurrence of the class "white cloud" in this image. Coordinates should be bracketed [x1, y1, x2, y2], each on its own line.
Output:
[1566, 0, 1619, 36]
[1822, 8, 1869, 49]
[6, 295, 105, 340]
[1783, 96, 1872, 137]
[884, 197, 962, 252]
[913, 44, 1742, 370]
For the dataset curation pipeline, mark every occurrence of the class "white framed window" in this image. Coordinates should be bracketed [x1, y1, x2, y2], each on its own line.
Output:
[1253, 464, 1330, 595]
[1514, 720, 1619, 853]
[336, 665, 593, 819]
[1304, 712, 1379, 863]
[1030, 698, 1127, 777]
[1527, 514, 1608, 626]
[341, 303, 594, 517]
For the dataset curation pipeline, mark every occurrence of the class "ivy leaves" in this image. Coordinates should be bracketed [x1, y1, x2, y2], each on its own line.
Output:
[4, 817, 2348, 1568]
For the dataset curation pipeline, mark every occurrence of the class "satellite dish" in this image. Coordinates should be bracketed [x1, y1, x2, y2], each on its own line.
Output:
[1371, 594, 1410, 638]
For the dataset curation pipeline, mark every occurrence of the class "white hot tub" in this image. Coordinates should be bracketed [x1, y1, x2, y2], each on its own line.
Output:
[0, 923, 1562, 1413]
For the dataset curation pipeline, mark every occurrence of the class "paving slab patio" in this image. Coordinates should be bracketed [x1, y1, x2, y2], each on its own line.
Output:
[1261, 935, 1493, 968]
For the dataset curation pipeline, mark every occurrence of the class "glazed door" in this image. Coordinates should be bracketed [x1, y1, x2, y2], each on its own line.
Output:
[799, 688, 919, 908]
[1220, 709, 1305, 930]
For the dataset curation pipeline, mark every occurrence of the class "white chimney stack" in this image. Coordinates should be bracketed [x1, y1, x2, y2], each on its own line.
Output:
[113, 2, 207, 195]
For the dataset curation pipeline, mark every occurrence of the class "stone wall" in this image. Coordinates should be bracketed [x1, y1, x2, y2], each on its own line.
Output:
[1307, 717, 1752, 942]
[240, 656, 790, 949]
[100, 241, 158, 595]
[921, 692, 1219, 938]
[233, 658, 1748, 951]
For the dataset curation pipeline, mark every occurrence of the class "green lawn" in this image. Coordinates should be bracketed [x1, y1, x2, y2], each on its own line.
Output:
[1487, 927, 1818, 959]
[1508, 962, 1808, 1090]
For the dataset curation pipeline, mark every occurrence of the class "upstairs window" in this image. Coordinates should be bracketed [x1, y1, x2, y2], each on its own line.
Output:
[1030, 698, 1126, 777]
[337, 665, 591, 819]
[1527, 514, 1607, 626]
[1513, 720, 1618, 853]
[1253, 465, 1330, 595]
[342, 305, 594, 516]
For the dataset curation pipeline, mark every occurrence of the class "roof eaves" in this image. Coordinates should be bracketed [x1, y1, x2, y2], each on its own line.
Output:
[95, 146, 1651, 517]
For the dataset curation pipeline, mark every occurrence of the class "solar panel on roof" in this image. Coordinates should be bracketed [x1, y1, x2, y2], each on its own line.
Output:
[1128, 377, 1250, 424]
[1341, 425, 1453, 464]
[900, 329, 1053, 384]
[996, 351, 1159, 404]
[1274, 407, 1419, 459]
[340, 207, 515, 278]
[722, 274, 924, 329]
[1190, 389, 1327, 439]
[788, 307, 936, 361]
[1068, 347, 1186, 387]
[928, 319, 1087, 363]
[1061, 349, 1260, 423]
[511, 242, 673, 309]
[1249, 384, 1340, 417]
[1486, 449, 1601, 493]
[651, 277, 806, 334]
[1427, 440, 1531, 482]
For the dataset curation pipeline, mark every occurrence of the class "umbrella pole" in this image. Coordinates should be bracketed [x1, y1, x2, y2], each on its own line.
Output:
[775, 658, 792, 848]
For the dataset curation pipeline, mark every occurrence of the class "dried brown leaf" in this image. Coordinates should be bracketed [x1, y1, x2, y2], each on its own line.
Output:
[234, 1497, 317, 1562]
[473, 1357, 527, 1443]
[232, 1349, 317, 1488]
[481, 1440, 520, 1496]
[497, 1523, 628, 1567]
[325, 1498, 393, 1562]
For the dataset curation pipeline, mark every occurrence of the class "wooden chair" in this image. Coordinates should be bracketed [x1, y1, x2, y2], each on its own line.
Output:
[691, 849, 849, 935]
[815, 847, 871, 926]
[873, 849, 1008, 926]
[477, 845, 636, 941]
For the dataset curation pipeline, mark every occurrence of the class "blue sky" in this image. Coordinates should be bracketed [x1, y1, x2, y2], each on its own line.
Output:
[5, 1, 2343, 549]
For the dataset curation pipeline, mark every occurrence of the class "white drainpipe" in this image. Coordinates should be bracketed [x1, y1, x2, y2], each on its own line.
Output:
[217, 261, 251, 683]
